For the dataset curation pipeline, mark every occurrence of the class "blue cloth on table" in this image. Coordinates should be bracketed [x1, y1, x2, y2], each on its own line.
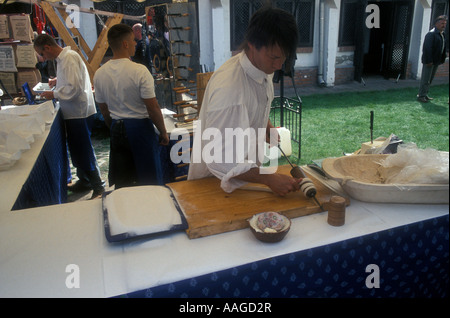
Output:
[66, 145, 72, 184]
[13, 110, 68, 210]
[121, 214, 449, 298]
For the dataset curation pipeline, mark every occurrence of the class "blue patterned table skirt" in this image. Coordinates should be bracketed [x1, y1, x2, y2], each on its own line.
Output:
[12, 110, 68, 210]
[122, 214, 449, 298]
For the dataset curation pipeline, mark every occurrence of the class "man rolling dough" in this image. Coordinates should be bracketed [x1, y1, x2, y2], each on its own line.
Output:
[188, 7, 300, 196]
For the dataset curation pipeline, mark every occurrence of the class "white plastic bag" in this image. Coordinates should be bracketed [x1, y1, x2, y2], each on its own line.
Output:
[379, 143, 449, 184]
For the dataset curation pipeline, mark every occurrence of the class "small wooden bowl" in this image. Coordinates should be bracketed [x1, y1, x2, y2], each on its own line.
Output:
[248, 212, 291, 243]
[13, 97, 28, 106]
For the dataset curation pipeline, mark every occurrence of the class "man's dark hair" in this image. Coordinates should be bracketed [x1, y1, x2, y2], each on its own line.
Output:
[434, 15, 448, 25]
[107, 23, 133, 51]
[243, 7, 298, 61]
[33, 34, 57, 49]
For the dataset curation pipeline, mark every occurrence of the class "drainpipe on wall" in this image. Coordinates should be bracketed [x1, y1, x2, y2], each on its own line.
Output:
[317, 0, 326, 86]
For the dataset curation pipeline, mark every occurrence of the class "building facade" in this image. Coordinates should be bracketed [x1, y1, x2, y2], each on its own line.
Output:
[21, 0, 447, 87]
[197, 0, 448, 87]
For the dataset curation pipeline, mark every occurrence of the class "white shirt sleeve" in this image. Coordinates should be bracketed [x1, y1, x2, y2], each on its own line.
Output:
[53, 54, 84, 102]
[139, 67, 156, 99]
[203, 104, 259, 193]
[93, 73, 104, 104]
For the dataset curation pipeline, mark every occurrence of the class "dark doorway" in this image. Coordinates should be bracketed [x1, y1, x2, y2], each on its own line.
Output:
[363, 1, 392, 76]
[354, 0, 414, 81]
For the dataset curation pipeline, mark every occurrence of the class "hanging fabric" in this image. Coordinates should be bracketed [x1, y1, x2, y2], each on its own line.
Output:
[33, 4, 46, 34]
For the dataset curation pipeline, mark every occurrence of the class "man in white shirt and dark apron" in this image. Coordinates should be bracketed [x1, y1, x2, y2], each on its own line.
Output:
[94, 24, 169, 189]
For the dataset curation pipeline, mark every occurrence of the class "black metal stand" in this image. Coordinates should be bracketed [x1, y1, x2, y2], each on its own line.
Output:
[273, 63, 303, 163]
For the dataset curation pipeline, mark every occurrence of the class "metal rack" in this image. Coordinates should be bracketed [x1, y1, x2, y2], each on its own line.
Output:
[146, 2, 200, 123]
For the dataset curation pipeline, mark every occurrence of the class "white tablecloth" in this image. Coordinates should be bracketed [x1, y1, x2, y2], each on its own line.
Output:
[1, 108, 447, 297]
[0, 101, 58, 211]
[0, 188, 447, 297]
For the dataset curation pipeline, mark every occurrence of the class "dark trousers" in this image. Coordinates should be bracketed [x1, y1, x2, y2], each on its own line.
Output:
[65, 115, 104, 191]
[418, 63, 439, 98]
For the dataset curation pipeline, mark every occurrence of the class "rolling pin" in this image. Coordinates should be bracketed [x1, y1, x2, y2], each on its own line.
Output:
[277, 145, 323, 210]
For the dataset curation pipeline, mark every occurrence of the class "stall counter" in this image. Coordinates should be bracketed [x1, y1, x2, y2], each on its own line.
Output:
[0, 191, 447, 297]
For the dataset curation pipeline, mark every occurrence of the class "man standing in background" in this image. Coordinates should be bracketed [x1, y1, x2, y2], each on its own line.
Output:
[417, 15, 448, 103]
[132, 23, 152, 73]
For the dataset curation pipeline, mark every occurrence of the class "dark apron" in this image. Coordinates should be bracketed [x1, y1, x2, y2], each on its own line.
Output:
[109, 118, 163, 188]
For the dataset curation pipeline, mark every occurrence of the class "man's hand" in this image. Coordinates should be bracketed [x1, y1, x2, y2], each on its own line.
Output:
[264, 173, 300, 196]
[40, 90, 54, 100]
[144, 97, 169, 146]
[48, 77, 57, 88]
[159, 132, 170, 146]
[235, 168, 301, 197]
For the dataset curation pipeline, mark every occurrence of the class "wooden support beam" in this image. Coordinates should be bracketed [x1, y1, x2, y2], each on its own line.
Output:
[88, 13, 123, 71]
[39, 1, 94, 80]
[56, 7, 92, 57]
[49, 1, 143, 21]
[16, 0, 144, 21]
[38, 1, 124, 84]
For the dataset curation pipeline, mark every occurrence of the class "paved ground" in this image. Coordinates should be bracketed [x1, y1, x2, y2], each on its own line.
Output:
[68, 76, 449, 202]
[276, 75, 449, 97]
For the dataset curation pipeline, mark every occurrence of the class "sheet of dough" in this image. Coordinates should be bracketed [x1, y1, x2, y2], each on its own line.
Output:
[104, 186, 183, 236]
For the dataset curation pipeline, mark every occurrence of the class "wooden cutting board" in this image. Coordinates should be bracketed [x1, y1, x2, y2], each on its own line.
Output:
[167, 165, 349, 239]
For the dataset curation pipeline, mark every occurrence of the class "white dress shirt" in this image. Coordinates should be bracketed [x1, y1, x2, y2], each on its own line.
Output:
[188, 51, 274, 192]
[53, 47, 96, 119]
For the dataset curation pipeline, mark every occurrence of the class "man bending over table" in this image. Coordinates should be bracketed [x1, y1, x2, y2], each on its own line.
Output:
[34, 34, 105, 199]
[188, 7, 300, 196]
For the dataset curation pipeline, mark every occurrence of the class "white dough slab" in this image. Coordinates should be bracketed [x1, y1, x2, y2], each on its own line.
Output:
[103, 186, 187, 240]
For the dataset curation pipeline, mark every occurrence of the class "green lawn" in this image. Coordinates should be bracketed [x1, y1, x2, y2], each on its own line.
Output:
[271, 84, 449, 165]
